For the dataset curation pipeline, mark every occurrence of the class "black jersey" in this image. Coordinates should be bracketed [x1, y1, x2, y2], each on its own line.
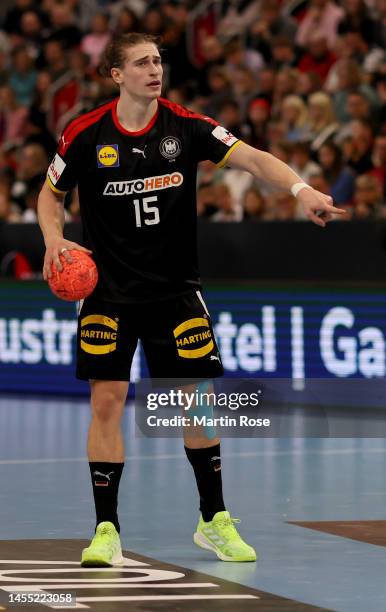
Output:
[47, 97, 242, 303]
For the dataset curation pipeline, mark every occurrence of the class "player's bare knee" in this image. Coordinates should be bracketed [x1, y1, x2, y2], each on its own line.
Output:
[90, 381, 127, 423]
[92, 399, 123, 424]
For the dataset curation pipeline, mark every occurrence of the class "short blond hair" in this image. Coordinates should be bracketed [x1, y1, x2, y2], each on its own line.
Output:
[308, 91, 336, 131]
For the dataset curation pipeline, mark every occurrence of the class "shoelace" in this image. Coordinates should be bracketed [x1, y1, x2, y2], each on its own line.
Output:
[97, 526, 114, 537]
[95, 526, 117, 550]
[214, 516, 241, 539]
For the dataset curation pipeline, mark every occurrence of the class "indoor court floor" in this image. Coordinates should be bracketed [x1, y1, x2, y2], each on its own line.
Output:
[0, 395, 385, 611]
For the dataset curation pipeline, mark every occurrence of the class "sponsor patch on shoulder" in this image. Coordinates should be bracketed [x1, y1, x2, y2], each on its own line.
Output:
[211, 125, 238, 147]
[47, 154, 66, 185]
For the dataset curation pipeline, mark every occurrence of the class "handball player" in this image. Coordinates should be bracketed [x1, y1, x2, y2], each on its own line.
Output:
[38, 33, 344, 566]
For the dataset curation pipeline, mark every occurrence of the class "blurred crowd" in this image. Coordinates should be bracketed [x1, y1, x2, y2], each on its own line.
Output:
[0, 0, 385, 225]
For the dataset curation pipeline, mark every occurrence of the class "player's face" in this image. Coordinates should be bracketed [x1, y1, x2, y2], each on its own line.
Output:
[115, 43, 163, 100]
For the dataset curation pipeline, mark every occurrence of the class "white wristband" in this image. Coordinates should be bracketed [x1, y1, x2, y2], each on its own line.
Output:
[291, 182, 310, 198]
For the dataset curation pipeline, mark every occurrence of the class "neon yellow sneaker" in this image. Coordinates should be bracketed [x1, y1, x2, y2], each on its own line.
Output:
[81, 521, 124, 567]
[193, 510, 257, 562]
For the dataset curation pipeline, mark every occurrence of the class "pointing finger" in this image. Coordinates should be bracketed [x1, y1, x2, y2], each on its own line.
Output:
[321, 203, 346, 214]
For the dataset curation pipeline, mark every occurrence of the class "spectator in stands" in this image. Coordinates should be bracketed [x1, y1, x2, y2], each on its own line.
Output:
[24, 71, 57, 157]
[333, 59, 379, 122]
[296, 71, 323, 99]
[271, 67, 298, 117]
[270, 192, 297, 221]
[255, 68, 276, 104]
[298, 35, 337, 83]
[335, 91, 376, 144]
[11, 142, 48, 210]
[0, 46, 9, 88]
[375, 73, 386, 109]
[26, 70, 52, 138]
[346, 91, 372, 123]
[197, 183, 217, 218]
[20, 175, 45, 222]
[19, 10, 47, 59]
[247, 1, 297, 64]
[223, 38, 264, 78]
[296, 0, 345, 50]
[210, 183, 242, 222]
[203, 66, 232, 117]
[344, 120, 374, 174]
[43, 39, 69, 80]
[242, 185, 266, 220]
[142, 8, 166, 36]
[308, 171, 332, 196]
[352, 174, 385, 219]
[9, 45, 37, 107]
[247, 97, 270, 149]
[216, 0, 261, 41]
[48, 2, 82, 50]
[160, 5, 195, 90]
[2, 0, 38, 36]
[0, 85, 29, 149]
[231, 66, 260, 120]
[0, 170, 20, 222]
[338, 31, 369, 67]
[280, 95, 310, 142]
[81, 13, 111, 69]
[114, 8, 140, 35]
[369, 134, 386, 198]
[318, 140, 355, 204]
[308, 91, 339, 151]
[197, 35, 225, 96]
[373, 0, 386, 49]
[68, 49, 93, 92]
[289, 142, 322, 183]
[338, 0, 376, 45]
[269, 36, 298, 71]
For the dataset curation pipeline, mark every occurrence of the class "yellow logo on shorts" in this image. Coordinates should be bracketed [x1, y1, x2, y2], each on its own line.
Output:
[97, 144, 119, 168]
[173, 317, 214, 359]
[80, 314, 118, 354]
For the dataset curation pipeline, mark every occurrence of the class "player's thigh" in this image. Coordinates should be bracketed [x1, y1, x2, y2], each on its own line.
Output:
[142, 290, 224, 380]
[76, 297, 137, 383]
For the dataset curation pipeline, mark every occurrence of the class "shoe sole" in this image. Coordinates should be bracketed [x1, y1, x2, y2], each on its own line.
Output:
[193, 532, 256, 562]
[80, 550, 124, 567]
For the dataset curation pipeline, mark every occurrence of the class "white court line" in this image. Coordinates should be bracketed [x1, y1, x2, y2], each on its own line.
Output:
[1, 583, 218, 589]
[75, 595, 258, 602]
[0, 446, 386, 466]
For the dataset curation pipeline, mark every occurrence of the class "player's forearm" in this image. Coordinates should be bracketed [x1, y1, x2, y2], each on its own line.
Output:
[37, 181, 66, 245]
[251, 151, 304, 192]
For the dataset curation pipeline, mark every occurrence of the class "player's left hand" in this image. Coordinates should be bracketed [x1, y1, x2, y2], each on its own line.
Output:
[297, 188, 346, 227]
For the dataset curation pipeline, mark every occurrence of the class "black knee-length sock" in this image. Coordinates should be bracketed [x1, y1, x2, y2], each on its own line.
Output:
[89, 462, 124, 533]
[185, 444, 226, 522]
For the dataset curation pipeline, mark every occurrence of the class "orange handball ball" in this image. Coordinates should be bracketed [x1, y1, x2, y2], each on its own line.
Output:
[48, 250, 98, 301]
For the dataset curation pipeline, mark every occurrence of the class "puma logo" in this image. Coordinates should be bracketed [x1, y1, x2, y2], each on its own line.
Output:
[132, 146, 147, 159]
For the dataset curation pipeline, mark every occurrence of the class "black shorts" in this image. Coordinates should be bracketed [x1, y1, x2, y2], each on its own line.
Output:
[76, 290, 224, 381]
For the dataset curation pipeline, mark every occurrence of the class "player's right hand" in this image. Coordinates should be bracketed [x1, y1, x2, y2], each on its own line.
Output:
[43, 238, 92, 280]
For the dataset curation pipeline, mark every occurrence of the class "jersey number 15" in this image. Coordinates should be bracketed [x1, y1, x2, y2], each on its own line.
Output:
[133, 196, 160, 227]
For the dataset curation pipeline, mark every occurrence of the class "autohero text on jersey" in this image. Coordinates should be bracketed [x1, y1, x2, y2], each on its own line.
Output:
[103, 172, 183, 196]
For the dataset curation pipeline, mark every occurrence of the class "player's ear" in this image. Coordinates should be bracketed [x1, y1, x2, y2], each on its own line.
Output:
[111, 67, 122, 85]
